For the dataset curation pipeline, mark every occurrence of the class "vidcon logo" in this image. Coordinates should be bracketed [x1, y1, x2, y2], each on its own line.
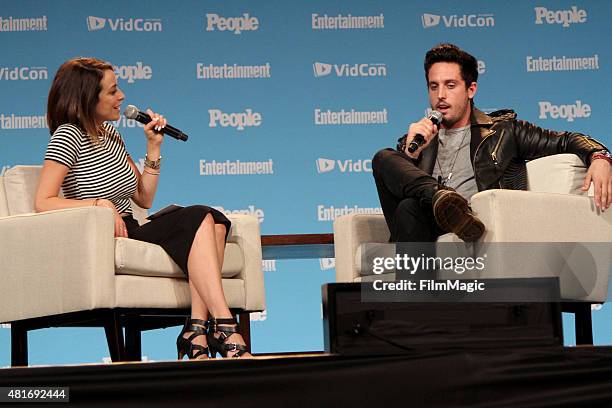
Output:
[313, 62, 387, 78]
[87, 16, 106, 31]
[87, 16, 163, 32]
[422, 13, 494, 28]
[316, 158, 372, 173]
[534, 6, 587, 27]
[422, 14, 441, 27]
[206, 13, 259, 34]
[313, 62, 333, 77]
[0, 66, 47, 81]
[320, 258, 336, 270]
[538, 100, 591, 122]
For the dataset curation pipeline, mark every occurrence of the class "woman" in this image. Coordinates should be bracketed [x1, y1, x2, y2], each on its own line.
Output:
[35, 57, 249, 359]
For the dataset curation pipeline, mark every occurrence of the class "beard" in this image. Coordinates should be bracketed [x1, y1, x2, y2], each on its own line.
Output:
[437, 99, 471, 129]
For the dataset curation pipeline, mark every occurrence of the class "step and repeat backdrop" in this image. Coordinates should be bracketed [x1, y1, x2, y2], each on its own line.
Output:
[1, 0, 611, 365]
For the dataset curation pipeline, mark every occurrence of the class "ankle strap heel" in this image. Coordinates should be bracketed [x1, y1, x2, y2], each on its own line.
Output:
[207, 317, 248, 358]
[176, 318, 210, 360]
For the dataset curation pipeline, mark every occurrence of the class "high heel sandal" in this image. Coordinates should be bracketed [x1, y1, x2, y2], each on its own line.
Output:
[207, 317, 248, 358]
[176, 318, 210, 360]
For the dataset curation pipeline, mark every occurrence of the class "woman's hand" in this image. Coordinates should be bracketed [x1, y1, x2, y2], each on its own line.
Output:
[95, 199, 128, 238]
[143, 109, 167, 146]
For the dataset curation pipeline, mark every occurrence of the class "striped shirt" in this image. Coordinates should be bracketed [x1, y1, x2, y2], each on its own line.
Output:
[44, 123, 138, 214]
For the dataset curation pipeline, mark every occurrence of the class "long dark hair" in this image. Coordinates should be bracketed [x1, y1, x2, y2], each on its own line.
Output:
[47, 57, 113, 143]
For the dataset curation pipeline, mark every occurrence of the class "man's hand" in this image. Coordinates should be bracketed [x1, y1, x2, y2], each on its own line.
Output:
[582, 159, 612, 210]
[404, 117, 439, 159]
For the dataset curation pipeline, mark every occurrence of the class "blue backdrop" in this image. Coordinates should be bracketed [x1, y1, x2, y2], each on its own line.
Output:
[1, 0, 611, 366]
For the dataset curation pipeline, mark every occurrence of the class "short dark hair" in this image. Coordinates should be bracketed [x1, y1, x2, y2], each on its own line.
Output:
[424, 43, 478, 88]
[47, 57, 113, 143]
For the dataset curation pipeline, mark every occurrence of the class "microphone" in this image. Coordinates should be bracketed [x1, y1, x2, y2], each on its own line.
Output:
[123, 105, 189, 141]
[407, 110, 443, 153]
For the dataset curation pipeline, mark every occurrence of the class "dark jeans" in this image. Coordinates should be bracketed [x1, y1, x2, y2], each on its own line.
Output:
[372, 148, 444, 242]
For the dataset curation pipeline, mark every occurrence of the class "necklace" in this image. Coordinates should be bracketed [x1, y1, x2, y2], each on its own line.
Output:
[435, 126, 470, 187]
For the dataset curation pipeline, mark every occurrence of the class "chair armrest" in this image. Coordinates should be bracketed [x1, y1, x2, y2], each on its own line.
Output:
[472, 189, 611, 242]
[470, 189, 612, 302]
[226, 214, 265, 311]
[333, 214, 389, 282]
[0, 207, 116, 322]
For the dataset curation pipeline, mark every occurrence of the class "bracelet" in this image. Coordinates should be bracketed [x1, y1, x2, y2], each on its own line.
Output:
[144, 154, 162, 170]
[143, 168, 160, 175]
[92, 198, 99, 207]
[591, 151, 612, 166]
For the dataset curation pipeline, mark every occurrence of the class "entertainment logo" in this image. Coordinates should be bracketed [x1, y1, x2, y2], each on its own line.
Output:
[421, 13, 494, 28]
[199, 159, 274, 176]
[87, 16, 162, 32]
[317, 204, 382, 222]
[313, 62, 387, 78]
[0, 15, 47, 31]
[0, 113, 47, 129]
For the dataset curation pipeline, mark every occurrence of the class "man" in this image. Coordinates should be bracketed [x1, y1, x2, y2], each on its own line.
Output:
[372, 43, 611, 243]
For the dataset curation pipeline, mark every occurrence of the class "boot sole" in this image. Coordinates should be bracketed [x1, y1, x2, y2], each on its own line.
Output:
[433, 190, 485, 242]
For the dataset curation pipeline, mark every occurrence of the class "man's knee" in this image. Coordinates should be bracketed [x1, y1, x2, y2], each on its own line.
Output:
[372, 148, 396, 173]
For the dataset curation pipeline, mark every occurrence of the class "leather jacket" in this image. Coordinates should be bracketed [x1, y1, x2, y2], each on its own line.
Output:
[397, 108, 608, 192]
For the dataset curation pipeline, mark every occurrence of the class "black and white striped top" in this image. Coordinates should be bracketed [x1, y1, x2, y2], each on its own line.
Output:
[44, 123, 138, 214]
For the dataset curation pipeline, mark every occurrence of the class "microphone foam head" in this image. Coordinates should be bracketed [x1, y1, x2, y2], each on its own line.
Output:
[124, 105, 139, 120]
[430, 110, 443, 125]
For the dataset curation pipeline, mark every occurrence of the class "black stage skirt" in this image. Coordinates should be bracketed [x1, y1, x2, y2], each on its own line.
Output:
[123, 205, 231, 275]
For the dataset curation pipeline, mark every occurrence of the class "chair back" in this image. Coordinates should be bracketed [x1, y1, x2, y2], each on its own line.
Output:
[1, 166, 41, 216]
[0, 165, 149, 223]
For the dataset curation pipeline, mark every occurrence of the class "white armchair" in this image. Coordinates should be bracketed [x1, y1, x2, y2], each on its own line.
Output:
[0, 166, 265, 366]
[334, 154, 612, 343]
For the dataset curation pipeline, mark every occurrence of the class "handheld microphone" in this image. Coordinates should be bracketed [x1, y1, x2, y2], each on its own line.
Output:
[407, 110, 443, 153]
[123, 105, 189, 141]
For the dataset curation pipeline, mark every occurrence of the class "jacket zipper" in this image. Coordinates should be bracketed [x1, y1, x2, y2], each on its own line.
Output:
[582, 135, 598, 149]
[473, 129, 495, 168]
[490, 132, 504, 165]
[473, 129, 496, 190]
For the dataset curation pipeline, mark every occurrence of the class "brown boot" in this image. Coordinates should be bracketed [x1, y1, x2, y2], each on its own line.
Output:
[432, 189, 485, 242]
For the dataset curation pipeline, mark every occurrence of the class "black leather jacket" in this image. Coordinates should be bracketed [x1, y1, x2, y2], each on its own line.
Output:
[397, 108, 608, 191]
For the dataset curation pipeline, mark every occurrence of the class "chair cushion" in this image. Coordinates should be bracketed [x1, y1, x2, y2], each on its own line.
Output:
[526, 154, 589, 195]
[115, 238, 244, 278]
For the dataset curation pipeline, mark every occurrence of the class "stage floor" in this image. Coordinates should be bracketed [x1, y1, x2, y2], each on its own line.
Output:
[2, 347, 612, 407]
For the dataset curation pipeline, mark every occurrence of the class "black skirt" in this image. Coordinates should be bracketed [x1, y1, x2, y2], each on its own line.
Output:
[123, 205, 231, 275]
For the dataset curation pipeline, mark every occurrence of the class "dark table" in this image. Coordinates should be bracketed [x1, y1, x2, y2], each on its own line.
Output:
[261, 233, 334, 260]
